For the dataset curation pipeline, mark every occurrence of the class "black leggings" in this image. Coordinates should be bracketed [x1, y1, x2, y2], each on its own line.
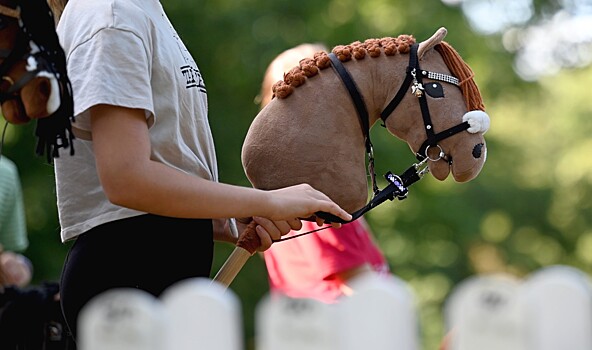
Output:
[60, 214, 213, 343]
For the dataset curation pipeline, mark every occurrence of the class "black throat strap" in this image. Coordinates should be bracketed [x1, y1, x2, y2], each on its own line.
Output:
[329, 52, 379, 195]
[328, 53, 372, 154]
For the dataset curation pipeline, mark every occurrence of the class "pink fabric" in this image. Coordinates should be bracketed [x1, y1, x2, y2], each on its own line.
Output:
[263, 219, 390, 303]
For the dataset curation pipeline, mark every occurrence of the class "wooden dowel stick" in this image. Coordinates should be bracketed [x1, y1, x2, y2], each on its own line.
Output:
[213, 247, 252, 288]
[213, 221, 260, 289]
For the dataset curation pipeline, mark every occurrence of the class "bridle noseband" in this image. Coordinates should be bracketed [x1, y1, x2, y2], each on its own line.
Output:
[312, 43, 470, 225]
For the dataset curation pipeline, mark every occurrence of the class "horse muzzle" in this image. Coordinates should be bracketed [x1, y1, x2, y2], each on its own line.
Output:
[1, 74, 56, 124]
[429, 110, 490, 182]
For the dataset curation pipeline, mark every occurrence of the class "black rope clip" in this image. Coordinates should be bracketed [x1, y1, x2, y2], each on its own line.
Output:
[384, 171, 408, 201]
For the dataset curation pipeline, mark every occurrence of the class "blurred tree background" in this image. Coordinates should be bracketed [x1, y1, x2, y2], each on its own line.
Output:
[1, 0, 591, 349]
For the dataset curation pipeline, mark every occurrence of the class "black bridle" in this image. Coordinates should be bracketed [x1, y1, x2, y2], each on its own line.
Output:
[380, 43, 471, 162]
[311, 43, 470, 226]
[0, 0, 74, 162]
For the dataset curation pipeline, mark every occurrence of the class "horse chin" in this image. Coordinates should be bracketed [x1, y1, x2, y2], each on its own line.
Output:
[1, 100, 30, 124]
[429, 161, 451, 181]
[429, 159, 484, 182]
[453, 162, 485, 182]
[449, 158, 485, 183]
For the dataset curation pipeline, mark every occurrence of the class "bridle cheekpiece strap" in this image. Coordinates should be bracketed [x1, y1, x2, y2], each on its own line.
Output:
[380, 44, 470, 161]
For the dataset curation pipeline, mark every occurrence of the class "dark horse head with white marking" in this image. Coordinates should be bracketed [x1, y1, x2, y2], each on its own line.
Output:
[0, 0, 73, 161]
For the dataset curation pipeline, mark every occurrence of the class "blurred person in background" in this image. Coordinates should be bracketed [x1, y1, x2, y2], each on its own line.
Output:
[0, 250, 33, 289]
[0, 157, 32, 289]
[0, 157, 67, 349]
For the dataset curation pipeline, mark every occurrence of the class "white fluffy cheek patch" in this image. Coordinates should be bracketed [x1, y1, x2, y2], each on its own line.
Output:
[463, 110, 490, 134]
[26, 51, 61, 115]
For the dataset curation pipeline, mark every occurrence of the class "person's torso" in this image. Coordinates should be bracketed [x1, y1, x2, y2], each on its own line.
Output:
[54, 0, 218, 241]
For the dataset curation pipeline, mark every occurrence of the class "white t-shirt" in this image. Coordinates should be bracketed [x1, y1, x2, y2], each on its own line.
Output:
[54, 0, 218, 242]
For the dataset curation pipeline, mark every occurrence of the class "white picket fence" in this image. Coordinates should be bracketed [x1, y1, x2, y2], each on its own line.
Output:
[444, 265, 592, 350]
[78, 265, 592, 350]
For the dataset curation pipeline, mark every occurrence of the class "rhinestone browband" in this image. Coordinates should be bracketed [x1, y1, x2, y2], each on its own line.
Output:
[420, 70, 460, 86]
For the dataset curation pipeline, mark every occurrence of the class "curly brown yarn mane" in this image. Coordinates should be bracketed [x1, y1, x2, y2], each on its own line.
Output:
[271, 34, 485, 114]
[271, 34, 416, 100]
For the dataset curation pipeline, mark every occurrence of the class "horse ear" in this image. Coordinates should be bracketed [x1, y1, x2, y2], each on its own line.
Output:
[418, 27, 448, 60]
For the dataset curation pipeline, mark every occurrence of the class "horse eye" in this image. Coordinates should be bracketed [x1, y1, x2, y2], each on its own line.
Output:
[424, 82, 444, 98]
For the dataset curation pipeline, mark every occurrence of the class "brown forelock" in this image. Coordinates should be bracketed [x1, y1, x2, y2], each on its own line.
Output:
[435, 41, 485, 112]
[273, 35, 417, 100]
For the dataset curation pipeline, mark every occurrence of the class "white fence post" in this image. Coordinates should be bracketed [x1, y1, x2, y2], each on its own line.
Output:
[256, 294, 339, 350]
[160, 277, 243, 350]
[78, 288, 169, 350]
[521, 265, 592, 350]
[256, 273, 419, 350]
[444, 273, 527, 350]
[339, 273, 419, 350]
[78, 266, 592, 350]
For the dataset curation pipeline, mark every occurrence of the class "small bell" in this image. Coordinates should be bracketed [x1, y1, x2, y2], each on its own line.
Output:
[412, 83, 424, 97]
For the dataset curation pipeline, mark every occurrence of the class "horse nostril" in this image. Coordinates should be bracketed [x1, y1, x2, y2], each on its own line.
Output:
[472, 143, 484, 158]
[39, 79, 51, 97]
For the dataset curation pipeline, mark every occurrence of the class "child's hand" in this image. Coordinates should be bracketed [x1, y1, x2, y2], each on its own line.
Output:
[240, 216, 301, 251]
[267, 183, 352, 223]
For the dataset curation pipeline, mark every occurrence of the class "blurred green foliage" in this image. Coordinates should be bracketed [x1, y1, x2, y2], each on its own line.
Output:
[1, 1, 590, 349]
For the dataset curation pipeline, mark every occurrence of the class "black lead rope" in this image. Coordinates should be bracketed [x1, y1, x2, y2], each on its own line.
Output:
[274, 225, 332, 242]
[275, 165, 424, 242]
[312, 163, 424, 225]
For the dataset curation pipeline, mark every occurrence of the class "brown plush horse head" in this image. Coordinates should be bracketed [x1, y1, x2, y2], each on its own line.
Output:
[243, 27, 489, 214]
[0, 0, 74, 161]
